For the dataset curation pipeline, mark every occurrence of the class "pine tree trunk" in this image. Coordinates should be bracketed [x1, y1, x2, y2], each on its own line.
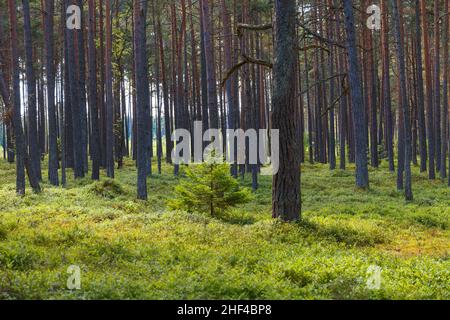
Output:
[199, 3, 209, 136]
[391, 0, 414, 200]
[22, 0, 41, 182]
[421, 0, 436, 179]
[133, 0, 150, 200]
[441, 0, 449, 179]
[200, 0, 219, 130]
[44, 0, 59, 186]
[88, 0, 101, 180]
[343, 0, 369, 189]
[77, 0, 88, 173]
[414, 0, 428, 173]
[66, 0, 84, 179]
[156, 16, 172, 164]
[105, 0, 114, 178]
[433, 0, 442, 172]
[8, 0, 26, 194]
[272, 0, 301, 221]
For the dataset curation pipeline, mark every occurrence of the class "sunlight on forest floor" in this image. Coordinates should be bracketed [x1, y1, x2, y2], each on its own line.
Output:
[0, 158, 448, 299]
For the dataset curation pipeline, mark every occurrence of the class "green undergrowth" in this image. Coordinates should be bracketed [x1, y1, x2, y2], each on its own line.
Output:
[0, 158, 448, 299]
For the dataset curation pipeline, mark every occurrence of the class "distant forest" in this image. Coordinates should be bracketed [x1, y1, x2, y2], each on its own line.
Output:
[0, 0, 448, 221]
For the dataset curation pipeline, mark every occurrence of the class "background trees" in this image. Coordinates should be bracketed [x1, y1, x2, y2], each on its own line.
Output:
[0, 0, 448, 218]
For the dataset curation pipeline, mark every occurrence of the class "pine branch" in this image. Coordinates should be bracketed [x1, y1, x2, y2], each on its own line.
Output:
[221, 54, 273, 88]
[237, 22, 273, 37]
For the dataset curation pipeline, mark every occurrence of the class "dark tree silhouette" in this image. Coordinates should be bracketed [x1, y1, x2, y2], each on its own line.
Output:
[44, 0, 59, 186]
[272, 0, 301, 221]
[343, 0, 369, 189]
[391, 0, 413, 200]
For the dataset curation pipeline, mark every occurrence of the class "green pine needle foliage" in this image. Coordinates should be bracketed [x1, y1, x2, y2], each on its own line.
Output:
[168, 161, 253, 216]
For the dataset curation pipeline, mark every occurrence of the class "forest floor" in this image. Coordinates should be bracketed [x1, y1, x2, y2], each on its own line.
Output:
[0, 157, 448, 299]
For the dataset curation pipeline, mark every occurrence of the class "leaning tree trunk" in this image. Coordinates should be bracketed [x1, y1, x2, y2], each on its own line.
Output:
[343, 0, 369, 189]
[272, 0, 301, 222]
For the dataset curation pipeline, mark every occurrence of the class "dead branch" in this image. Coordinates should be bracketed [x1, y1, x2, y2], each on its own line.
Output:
[300, 73, 347, 95]
[221, 54, 273, 88]
[298, 21, 346, 49]
[298, 44, 330, 53]
[237, 23, 273, 37]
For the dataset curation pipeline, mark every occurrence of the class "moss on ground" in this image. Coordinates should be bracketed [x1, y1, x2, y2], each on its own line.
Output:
[0, 158, 448, 299]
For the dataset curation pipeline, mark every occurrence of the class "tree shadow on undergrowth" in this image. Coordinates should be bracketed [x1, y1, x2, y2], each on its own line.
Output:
[217, 209, 257, 226]
[269, 217, 389, 247]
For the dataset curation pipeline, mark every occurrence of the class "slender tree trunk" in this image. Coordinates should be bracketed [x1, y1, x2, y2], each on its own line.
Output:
[434, 0, 442, 172]
[414, 0, 428, 173]
[22, 0, 41, 181]
[8, 0, 26, 194]
[44, 0, 59, 185]
[156, 16, 172, 163]
[391, 0, 413, 200]
[343, 0, 369, 189]
[327, 0, 336, 170]
[221, 0, 237, 175]
[105, 0, 114, 178]
[304, 29, 314, 165]
[151, 2, 162, 174]
[421, 0, 436, 179]
[336, 3, 347, 170]
[77, 0, 88, 173]
[441, 0, 449, 179]
[200, 0, 219, 130]
[62, 1, 73, 170]
[199, 2, 209, 137]
[396, 0, 405, 190]
[88, 0, 100, 180]
[368, 23, 378, 168]
[98, 0, 106, 167]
